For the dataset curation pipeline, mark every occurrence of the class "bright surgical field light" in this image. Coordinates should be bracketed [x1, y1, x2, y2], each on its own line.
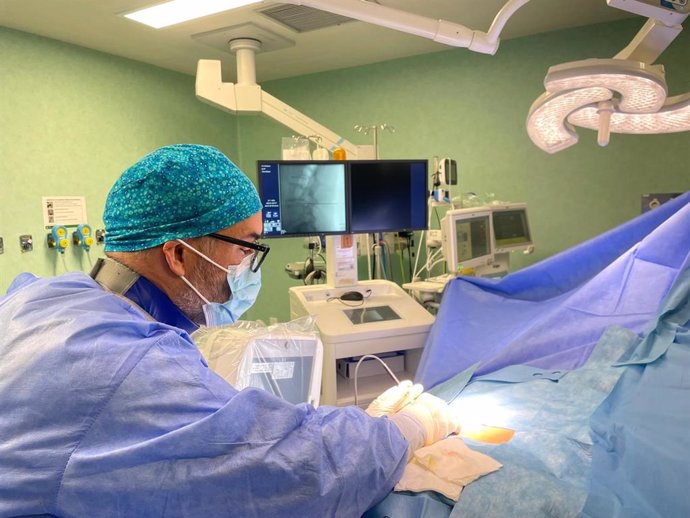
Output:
[450, 393, 516, 430]
[124, 0, 262, 29]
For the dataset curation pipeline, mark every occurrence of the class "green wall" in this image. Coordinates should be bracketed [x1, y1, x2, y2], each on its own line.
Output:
[0, 26, 240, 290]
[2, 18, 689, 324]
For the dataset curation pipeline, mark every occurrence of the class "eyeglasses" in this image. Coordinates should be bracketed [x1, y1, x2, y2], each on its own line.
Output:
[207, 233, 270, 273]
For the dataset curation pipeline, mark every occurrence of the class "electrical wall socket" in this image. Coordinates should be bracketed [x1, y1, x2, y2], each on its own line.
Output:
[393, 235, 409, 251]
[427, 229, 442, 248]
[19, 234, 33, 253]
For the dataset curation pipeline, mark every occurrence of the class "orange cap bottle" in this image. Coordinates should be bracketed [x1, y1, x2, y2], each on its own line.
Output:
[332, 147, 347, 160]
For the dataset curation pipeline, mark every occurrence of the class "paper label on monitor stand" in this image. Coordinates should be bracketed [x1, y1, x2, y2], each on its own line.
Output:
[334, 247, 356, 282]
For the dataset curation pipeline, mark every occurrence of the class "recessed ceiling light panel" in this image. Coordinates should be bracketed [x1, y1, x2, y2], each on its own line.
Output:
[124, 0, 263, 29]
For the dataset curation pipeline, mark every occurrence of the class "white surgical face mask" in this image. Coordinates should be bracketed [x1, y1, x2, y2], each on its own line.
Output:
[177, 240, 261, 326]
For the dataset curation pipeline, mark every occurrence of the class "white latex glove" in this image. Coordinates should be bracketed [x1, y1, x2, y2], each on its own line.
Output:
[366, 380, 424, 418]
[390, 393, 462, 449]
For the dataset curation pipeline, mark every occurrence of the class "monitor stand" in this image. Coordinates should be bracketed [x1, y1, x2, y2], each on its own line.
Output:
[288, 234, 435, 406]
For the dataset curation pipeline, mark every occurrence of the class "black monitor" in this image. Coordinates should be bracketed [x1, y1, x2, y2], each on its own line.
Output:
[258, 159, 428, 237]
[258, 161, 348, 237]
[491, 203, 533, 253]
[348, 160, 428, 233]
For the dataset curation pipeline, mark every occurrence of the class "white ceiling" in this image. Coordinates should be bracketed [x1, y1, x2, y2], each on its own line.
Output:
[0, 0, 635, 83]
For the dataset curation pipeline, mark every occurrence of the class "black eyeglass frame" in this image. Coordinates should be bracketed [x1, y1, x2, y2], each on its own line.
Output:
[207, 233, 270, 272]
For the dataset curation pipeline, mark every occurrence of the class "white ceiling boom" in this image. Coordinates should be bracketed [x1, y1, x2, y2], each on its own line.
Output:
[195, 0, 533, 157]
[196, 38, 365, 157]
[279, 0, 532, 55]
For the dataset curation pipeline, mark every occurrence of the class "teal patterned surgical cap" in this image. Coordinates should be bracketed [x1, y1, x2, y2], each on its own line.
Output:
[104, 144, 262, 252]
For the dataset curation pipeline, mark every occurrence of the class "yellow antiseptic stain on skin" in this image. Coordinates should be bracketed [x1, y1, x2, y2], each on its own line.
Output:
[460, 424, 515, 444]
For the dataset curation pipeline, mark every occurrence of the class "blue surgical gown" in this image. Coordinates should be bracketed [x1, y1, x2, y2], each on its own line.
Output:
[0, 271, 408, 517]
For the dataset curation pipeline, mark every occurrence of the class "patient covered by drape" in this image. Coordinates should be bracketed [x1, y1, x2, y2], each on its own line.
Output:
[416, 191, 690, 389]
[373, 191, 690, 518]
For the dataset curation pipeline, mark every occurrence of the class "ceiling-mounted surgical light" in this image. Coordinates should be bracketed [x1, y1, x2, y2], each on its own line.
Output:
[596, 100, 615, 147]
[543, 59, 667, 111]
[526, 86, 614, 154]
[524, 58, 689, 154]
[568, 92, 690, 134]
[124, 0, 263, 29]
[526, 0, 689, 154]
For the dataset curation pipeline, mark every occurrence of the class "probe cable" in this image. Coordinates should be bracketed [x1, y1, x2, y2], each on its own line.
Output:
[353, 354, 401, 407]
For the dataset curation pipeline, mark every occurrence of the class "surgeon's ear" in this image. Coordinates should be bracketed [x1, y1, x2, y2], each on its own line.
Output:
[161, 240, 188, 277]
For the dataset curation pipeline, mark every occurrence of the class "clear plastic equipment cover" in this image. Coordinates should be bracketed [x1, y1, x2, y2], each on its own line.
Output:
[192, 316, 324, 407]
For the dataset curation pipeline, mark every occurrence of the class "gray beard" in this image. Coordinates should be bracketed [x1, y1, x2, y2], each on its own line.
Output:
[172, 258, 230, 326]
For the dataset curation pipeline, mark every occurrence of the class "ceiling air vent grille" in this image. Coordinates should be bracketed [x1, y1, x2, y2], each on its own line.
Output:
[260, 4, 355, 32]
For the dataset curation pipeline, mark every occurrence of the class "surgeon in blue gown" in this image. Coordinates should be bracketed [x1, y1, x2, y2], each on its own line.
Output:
[0, 144, 458, 517]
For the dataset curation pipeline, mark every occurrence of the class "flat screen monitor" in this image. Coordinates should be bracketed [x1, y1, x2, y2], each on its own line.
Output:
[491, 203, 533, 253]
[258, 161, 348, 237]
[349, 160, 428, 233]
[441, 208, 494, 272]
[240, 334, 323, 407]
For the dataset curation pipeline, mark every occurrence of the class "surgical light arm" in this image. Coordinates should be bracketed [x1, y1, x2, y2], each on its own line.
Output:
[280, 0, 532, 55]
[613, 17, 683, 63]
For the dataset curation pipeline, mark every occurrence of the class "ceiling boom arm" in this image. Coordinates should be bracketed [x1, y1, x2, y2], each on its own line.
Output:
[279, 0, 532, 55]
[614, 18, 683, 63]
[195, 40, 361, 157]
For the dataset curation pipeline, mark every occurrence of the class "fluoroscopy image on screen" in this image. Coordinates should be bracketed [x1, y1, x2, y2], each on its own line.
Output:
[259, 161, 348, 237]
[279, 164, 347, 234]
[349, 160, 428, 233]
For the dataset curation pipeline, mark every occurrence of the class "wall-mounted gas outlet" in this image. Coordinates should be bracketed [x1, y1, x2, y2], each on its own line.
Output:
[72, 224, 94, 251]
[47, 225, 69, 253]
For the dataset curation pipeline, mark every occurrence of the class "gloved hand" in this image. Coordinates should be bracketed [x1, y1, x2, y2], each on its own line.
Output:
[389, 393, 461, 450]
[366, 380, 424, 418]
